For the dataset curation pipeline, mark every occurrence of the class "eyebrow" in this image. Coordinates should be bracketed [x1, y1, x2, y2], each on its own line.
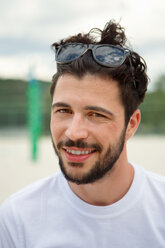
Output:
[52, 102, 115, 118]
[85, 106, 115, 118]
[52, 102, 71, 109]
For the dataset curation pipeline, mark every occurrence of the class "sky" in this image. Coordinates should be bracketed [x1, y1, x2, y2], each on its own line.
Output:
[0, 0, 165, 90]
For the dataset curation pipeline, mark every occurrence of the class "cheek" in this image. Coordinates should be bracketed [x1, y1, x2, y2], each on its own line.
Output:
[91, 126, 111, 148]
[50, 116, 67, 142]
[95, 122, 123, 144]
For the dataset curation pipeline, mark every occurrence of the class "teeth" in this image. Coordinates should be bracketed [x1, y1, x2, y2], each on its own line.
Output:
[66, 149, 92, 155]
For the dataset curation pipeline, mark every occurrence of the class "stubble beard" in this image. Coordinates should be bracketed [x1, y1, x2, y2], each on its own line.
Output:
[51, 128, 126, 185]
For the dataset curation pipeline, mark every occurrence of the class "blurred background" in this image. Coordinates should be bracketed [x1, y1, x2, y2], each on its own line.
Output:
[0, 0, 165, 203]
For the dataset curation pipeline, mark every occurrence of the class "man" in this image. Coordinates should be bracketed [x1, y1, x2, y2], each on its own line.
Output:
[0, 20, 165, 247]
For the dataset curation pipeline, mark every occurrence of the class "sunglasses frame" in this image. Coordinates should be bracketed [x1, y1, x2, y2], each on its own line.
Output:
[55, 43, 136, 88]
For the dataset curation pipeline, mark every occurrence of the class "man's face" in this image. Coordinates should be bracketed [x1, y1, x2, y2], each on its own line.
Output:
[50, 74, 127, 184]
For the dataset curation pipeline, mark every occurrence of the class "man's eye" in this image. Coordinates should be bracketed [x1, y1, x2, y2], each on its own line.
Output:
[56, 109, 72, 114]
[89, 112, 106, 118]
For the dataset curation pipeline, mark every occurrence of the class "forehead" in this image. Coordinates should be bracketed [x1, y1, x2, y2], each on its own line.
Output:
[53, 74, 123, 108]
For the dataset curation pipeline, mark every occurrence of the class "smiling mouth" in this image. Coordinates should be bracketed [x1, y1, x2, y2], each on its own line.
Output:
[62, 147, 96, 162]
[65, 149, 94, 155]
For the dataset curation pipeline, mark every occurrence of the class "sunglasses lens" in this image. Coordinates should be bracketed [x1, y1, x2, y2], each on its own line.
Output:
[57, 44, 86, 63]
[95, 46, 125, 66]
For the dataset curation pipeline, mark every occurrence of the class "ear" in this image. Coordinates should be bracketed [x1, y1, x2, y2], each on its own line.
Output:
[125, 109, 141, 141]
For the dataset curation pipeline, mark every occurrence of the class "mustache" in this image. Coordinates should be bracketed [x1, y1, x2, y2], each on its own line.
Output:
[57, 139, 102, 153]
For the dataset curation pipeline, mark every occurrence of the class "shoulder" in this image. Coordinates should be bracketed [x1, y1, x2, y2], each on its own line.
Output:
[144, 169, 165, 193]
[133, 163, 165, 185]
[135, 164, 165, 203]
[144, 168, 165, 184]
[0, 171, 64, 246]
[0, 171, 62, 221]
[131, 164, 165, 219]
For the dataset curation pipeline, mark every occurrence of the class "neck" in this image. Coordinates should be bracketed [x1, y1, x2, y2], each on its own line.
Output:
[68, 150, 134, 206]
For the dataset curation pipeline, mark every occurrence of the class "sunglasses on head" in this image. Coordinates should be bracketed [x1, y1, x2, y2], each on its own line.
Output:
[55, 43, 136, 88]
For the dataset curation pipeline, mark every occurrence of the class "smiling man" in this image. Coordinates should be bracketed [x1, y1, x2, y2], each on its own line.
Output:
[51, 74, 128, 187]
[1, 20, 165, 247]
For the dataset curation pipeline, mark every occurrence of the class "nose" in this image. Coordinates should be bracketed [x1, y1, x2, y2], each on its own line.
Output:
[65, 114, 89, 141]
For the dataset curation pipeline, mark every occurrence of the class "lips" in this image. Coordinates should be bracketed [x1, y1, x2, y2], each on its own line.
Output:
[63, 147, 96, 163]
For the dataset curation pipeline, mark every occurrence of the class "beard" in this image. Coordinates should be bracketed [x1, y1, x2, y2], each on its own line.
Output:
[51, 127, 126, 185]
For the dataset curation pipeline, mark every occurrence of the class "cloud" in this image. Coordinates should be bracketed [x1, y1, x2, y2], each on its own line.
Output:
[0, 0, 164, 83]
[0, 36, 49, 55]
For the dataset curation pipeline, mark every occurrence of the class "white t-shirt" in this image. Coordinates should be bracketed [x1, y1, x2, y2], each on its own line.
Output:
[0, 164, 165, 247]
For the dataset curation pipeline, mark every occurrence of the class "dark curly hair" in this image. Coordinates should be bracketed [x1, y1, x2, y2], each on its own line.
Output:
[50, 20, 148, 124]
